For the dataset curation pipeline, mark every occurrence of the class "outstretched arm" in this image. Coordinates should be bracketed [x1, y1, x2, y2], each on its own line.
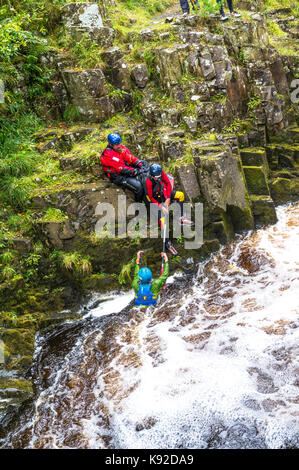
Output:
[132, 251, 143, 294]
[151, 253, 169, 295]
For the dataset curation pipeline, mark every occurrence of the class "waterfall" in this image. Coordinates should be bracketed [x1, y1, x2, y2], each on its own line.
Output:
[1, 203, 298, 449]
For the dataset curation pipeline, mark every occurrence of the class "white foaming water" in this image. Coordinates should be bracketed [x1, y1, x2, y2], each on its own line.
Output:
[83, 273, 179, 319]
[84, 204, 299, 449]
[84, 291, 134, 318]
[3, 203, 298, 449]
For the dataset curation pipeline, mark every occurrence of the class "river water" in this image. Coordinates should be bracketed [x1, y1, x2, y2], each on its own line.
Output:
[1, 203, 299, 449]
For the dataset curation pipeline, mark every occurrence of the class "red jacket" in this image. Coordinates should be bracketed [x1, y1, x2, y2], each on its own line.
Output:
[145, 170, 172, 207]
[100, 145, 139, 177]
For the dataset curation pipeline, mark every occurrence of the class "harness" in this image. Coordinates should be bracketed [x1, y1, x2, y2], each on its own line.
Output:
[135, 283, 157, 306]
[139, 171, 174, 204]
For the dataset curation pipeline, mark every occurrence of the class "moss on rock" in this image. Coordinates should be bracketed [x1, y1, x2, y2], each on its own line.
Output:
[270, 177, 299, 204]
[243, 166, 270, 195]
[250, 196, 278, 227]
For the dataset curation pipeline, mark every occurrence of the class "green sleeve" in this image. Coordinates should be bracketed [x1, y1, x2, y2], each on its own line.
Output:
[151, 261, 169, 296]
[132, 262, 140, 294]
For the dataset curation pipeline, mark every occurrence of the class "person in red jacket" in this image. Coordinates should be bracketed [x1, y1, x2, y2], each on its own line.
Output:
[100, 133, 145, 201]
[144, 163, 194, 255]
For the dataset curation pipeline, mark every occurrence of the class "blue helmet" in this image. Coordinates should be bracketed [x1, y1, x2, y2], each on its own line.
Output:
[108, 133, 122, 146]
[138, 267, 152, 283]
[150, 163, 162, 178]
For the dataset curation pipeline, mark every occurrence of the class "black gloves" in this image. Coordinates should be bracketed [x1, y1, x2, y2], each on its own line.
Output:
[120, 168, 134, 177]
[134, 160, 148, 169]
[120, 168, 140, 177]
[132, 168, 141, 177]
[134, 160, 143, 168]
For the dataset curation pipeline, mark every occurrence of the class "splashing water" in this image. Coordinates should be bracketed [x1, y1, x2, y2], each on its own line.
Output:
[1, 203, 299, 449]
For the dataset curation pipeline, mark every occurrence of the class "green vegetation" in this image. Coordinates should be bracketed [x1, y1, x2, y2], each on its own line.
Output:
[109, 0, 175, 38]
[118, 256, 136, 285]
[247, 95, 262, 119]
[267, 20, 287, 37]
[41, 207, 68, 222]
[261, 0, 299, 17]
[63, 104, 81, 123]
[198, 0, 218, 17]
[0, 250, 14, 266]
[0, 10, 46, 63]
[165, 146, 193, 174]
[53, 250, 92, 276]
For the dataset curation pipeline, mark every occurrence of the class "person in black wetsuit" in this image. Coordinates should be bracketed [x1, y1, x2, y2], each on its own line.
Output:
[216, 0, 241, 21]
[179, 0, 199, 14]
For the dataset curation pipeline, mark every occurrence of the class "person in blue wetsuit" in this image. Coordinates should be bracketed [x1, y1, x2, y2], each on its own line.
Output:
[132, 251, 169, 307]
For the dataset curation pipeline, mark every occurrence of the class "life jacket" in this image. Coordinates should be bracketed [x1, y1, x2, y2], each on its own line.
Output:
[150, 178, 165, 203]
[135, 283, 157, 306]
[139, 170, 175, 204]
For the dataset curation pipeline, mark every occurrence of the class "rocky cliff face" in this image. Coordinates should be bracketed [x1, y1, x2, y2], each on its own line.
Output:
[0, 1, 298, 416]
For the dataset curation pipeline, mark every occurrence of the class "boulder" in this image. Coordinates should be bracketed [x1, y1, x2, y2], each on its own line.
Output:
[160, 108, 182, 127]
[100, 47, 131, 91]
[0, 328, 35, 373]
[270, 177, 299, 204]
[61, 3, 104, 29]
[223, 16, 269, 54]
[155, 45, 188, 89]
[196, 101, 232, 132]
[267, 52, 290, 96]
[35, 220, 78, 250]
[249, 196, 277, 227]
[185, 48, 201, 76]
[0, 377, 34, 414]
[59, 127, 94, 151]
[199, 50, 216, 80]
[179, 30, 204, 45]
[158, 135, 186, 161]
[243, 166, 270, 196]
[31, 182, 135, 232]
[189, 81, 210, 100]
[141, 102, 181, 127]
[139, 28, 155, 42]
[61, 68, 109, 99]
[251, 84, 287, 135]
[50, 81, 69, 116]
[74, 95, 115, 122]
[171, 85, 186, 103]
[131, 64, 149, 88]
[183, 116, 198, 135]
[11, 238, 32, 253]
[215, 134, 240, 156]
[101, 46, 124, 66]
[214, 59, 233, 89]
[177, 164, 201, 202]
[68, 26, 115, 47]
[226, 66, 248, 114]
[240, 148, 269, 177]
[195, 144, 253, 230]
[140, 102, 161, 126]
[59, 69, 115, 122]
